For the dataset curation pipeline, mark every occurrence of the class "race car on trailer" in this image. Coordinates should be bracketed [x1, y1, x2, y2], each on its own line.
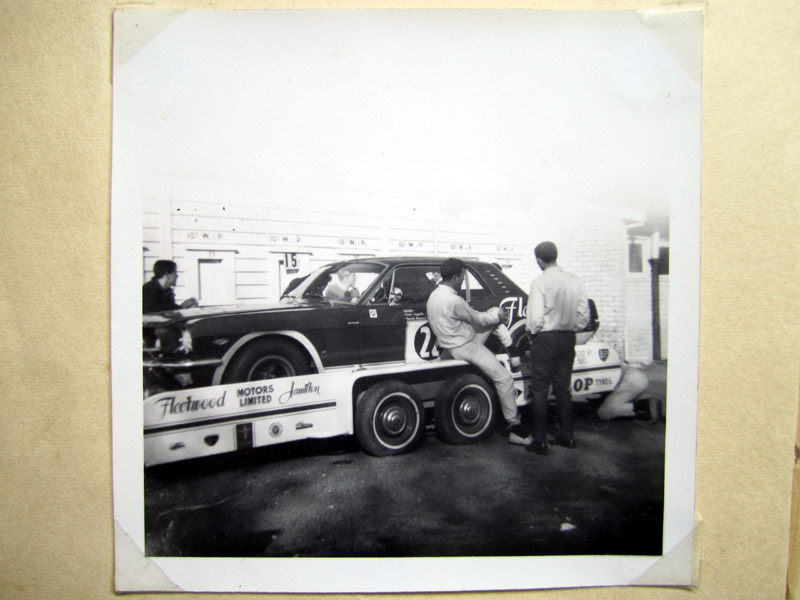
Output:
[143, 256, 622, 465]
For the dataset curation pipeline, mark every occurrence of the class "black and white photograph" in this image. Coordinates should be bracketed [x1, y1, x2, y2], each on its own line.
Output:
[111, 9, 701, 593]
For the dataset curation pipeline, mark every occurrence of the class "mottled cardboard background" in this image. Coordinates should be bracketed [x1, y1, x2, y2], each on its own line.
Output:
[1, 1, 798, 599]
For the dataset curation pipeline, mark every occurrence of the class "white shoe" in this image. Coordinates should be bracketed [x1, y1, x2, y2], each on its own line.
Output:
[508, 432, 533, 446]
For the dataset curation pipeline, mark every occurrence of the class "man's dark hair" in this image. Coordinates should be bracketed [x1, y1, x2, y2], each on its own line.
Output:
[534, 241, 558, 263]
[152, 259, 178, 279]
[440, 258, 466, 281]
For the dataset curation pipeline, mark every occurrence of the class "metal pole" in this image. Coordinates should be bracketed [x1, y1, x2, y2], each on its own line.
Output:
[649, 257, 662, 361]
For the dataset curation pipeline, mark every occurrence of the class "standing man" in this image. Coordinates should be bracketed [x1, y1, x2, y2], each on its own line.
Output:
[526, 242, 590, 455]
[142, 259, 199, 314]
[426, 258, 532, 446]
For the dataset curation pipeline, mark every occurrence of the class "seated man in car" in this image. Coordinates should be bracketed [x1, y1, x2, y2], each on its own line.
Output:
[325, 269, 360, 302]
[426, 258, 530, 447]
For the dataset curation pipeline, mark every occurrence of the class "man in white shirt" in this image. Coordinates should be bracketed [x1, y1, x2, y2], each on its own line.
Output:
[426, 258, 531, 446]
[526, 241, 590, 455]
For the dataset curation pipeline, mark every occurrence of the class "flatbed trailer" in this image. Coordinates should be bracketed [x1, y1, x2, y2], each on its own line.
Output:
[143, 341, 622, 466]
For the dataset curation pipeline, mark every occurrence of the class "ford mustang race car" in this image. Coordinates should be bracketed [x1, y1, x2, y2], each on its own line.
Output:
[144, 256, 602, 393]
[142, 257, 622, 464]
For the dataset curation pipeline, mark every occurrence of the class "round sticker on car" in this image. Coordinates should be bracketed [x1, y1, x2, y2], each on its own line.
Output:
[413, 323, 440, 361]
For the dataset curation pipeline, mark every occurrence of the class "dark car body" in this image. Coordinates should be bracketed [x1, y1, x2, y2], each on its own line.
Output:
[143, 256, 599, 397]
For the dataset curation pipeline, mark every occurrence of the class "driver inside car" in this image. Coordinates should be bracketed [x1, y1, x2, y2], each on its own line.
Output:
[325, 269, 360, 302]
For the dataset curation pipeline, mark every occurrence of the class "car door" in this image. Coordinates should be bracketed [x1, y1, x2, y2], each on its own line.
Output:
[321, 302, 363, 367]
[358, 264, 441, 364]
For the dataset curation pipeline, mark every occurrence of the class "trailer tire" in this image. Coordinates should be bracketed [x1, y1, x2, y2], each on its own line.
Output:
[355, 380, 425, 456]
[434, 373, 497, 445]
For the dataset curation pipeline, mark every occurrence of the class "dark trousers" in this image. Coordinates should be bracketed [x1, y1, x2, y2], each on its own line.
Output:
[528, 330, 577, 443]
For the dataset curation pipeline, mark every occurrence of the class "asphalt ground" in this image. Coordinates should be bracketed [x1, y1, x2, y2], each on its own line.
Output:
[144, 402, 665, 558]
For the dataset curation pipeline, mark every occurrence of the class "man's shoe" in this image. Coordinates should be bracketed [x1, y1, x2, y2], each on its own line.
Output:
[508, 432, 533, 446]
[527, 441, 548, 455]
[554, 435, 576, 449]
[509, 356, 522, 373]
[508, 422, 532, 446]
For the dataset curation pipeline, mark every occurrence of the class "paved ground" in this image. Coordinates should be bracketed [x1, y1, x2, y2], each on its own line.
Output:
[144, 402, 665, 558]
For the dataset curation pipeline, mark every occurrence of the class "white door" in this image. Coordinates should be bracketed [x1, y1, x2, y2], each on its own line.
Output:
[187, 249, 236, 306]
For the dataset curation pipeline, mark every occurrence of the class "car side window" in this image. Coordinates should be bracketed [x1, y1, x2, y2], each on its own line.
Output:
[368, 277, 391, 305]
[457, 269, 489, 302]
[370, 266, 439, 305]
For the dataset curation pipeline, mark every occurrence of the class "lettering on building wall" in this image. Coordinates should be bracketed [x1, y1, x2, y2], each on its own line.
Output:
[339, 238, 367, 246]
[186, 232, 224, 240]
[397, 241, 425, 249]
[271, 235, 303, 244]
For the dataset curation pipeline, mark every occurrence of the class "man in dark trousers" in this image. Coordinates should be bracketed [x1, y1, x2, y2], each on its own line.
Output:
[525, 242, 590, 454]
[142, 259, 198, 314]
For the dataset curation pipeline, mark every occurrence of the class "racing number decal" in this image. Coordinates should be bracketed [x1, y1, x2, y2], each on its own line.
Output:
[413, 323, 440, 360]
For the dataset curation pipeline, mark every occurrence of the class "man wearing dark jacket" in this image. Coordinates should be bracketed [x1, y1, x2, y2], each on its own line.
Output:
[142, 260, 198, 314]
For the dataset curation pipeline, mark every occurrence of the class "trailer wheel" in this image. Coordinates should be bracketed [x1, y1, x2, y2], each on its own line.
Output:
[355, 380, 425, 456]
[434, 374, 497, 444]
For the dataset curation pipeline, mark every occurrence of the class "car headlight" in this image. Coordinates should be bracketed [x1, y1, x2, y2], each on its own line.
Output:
[151, 327, 192, 354]
[177, 329, 193, 354]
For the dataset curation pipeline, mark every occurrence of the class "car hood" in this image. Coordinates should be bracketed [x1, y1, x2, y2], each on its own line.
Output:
[142, 298, 326, 327]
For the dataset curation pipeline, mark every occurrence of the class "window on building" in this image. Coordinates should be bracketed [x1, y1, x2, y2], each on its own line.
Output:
[628, 238, 670, 275]
[628, 242, 644, 273]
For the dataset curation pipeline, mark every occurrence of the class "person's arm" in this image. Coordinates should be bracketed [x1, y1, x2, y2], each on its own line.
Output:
[575, 284, 590, 331]
[526, 281, 545, 334]
[452, 297, 501, 328]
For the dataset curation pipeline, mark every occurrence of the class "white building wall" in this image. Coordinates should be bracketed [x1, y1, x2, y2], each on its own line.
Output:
[659, 274, 669, 359]
[624, 275, 653, 362]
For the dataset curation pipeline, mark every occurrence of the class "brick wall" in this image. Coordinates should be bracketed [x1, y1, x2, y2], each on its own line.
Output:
[537, 211, 627, 357]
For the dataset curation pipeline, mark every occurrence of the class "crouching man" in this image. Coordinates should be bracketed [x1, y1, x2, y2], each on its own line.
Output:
[596, 361, 667, 422]
[426, 258, 531, 446]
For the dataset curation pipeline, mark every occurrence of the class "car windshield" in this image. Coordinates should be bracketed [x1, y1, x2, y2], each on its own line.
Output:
[287, 262, 385, 304]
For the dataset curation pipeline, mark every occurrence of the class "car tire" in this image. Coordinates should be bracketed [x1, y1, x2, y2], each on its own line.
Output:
[355, 380, 425, 456]
[222, 338, 311, 383]
[434, 373, 497, 444]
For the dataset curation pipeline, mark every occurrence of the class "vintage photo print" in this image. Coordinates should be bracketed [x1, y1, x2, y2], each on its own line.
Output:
[111, 9, 701, 593]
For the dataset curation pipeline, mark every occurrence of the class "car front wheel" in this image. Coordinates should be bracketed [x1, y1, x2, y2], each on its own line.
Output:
[355, 380, 425, 456]
[222, 338, 311, 383]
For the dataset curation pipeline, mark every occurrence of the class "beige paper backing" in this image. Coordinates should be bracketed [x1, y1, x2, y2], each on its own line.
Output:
[1, 1, 798, 599]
